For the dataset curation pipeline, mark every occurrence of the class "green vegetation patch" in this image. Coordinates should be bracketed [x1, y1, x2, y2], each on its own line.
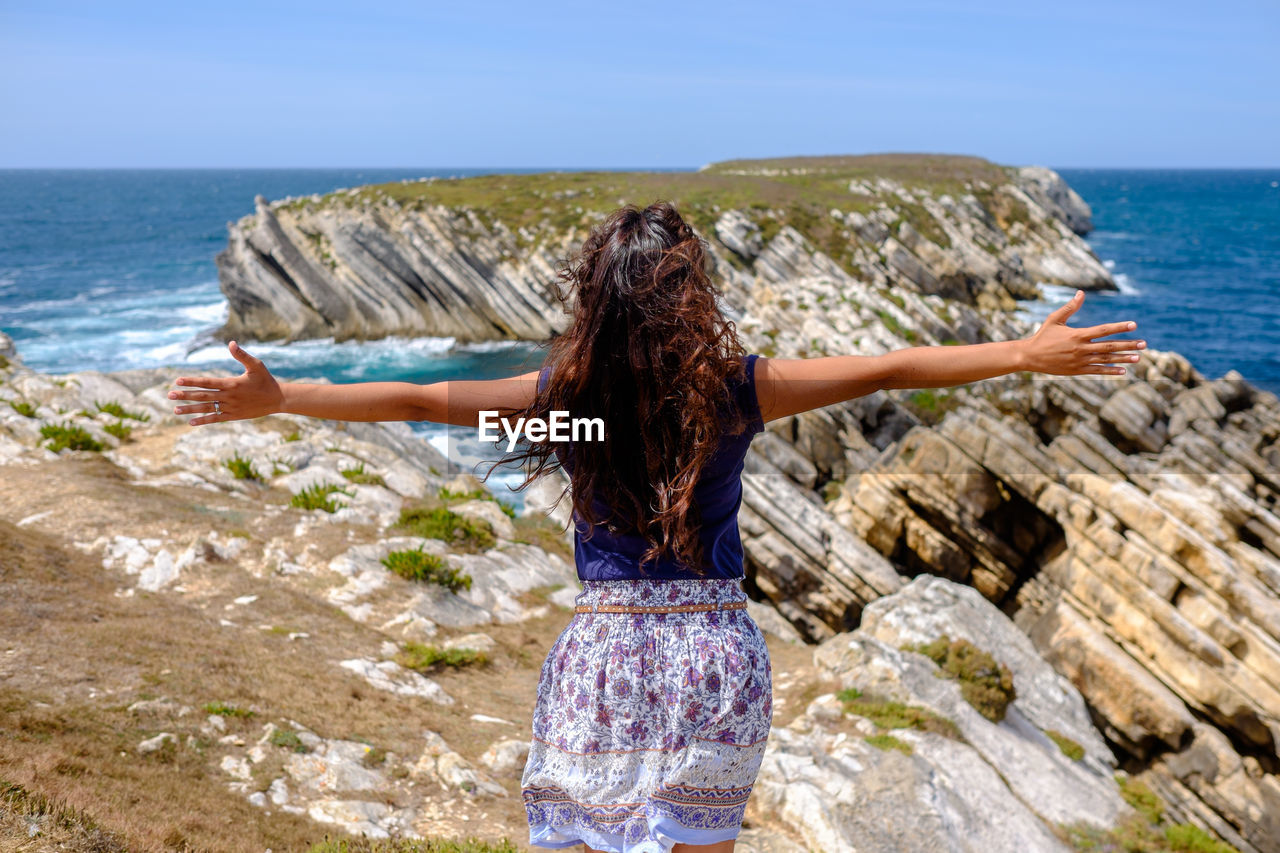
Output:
[293, 154, 1012, 260]
[8, 400, 37, 418]
[341, 461, 386, 487]
[290, 482, 354, 513]
[511, 514, 573, 560]
[875, 308, 918, 343]
[439, 485, 516, 519]
[864, 733, 913, 755]
[202, 701, 254, 719]
[1046, 728, 1085, 761]
[1119, 776, 1166, 825]
[906, 635, 1017, 723]
[836, 687, 961, 740]
[1057, 775, 1240, 853]
[381, 545, 473, 592]
[439, 486, 487, 502]
[896, 200, 952, 248]
[95, 400, 150, 422]
[224, 452, 263, 481]
[904, 387, 962, 426]
[40, 422, 104, 452]
[394, 505, 495, 551]
[269, 728, 310, 753]
[102, 420, 132, 441]
[397, 641, 489, 672]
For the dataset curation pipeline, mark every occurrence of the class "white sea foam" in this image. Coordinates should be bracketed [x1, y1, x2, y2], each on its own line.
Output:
[177, 301, 228, 323]
[455, 339, 525, 354]
[1114, 273, 1141, 296]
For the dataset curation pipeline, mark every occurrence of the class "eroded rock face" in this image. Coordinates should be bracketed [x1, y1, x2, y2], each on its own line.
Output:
[856, 575, 1116, 777]
[214, 164, 1113, 345]
[1017, 165, 1095, 236]
[216, 196, 572, 343]
[754, 576, 1128, 853]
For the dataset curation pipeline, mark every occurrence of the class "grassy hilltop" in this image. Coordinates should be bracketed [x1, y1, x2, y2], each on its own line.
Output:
[276, 154, 1028, 267]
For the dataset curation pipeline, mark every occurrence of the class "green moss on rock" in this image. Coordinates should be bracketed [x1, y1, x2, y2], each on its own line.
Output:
[906, 635, 1017, 723]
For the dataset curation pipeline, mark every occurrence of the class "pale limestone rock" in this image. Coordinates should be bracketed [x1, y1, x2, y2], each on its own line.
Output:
[218, 755, 252, 782]
[754, 577, 1134, 851]
[756, 722, 1072, 853]
[1017, 166, 1094, 235]
[412, 730, 506, 796]
[479, 738, 530, 774]
[338, 658, 453, 705]
[714, 210, 764, 260]
[285, 739, 386, 793]
[450, 498, 516, 540]
[815, 635, 1125, 830]
[443, 632, 496, 654]
[137, 732, 176, 754]
[858, 575, 1115, 775]
[306, 799, 398, 839]
[1020, 600, 1194, 754]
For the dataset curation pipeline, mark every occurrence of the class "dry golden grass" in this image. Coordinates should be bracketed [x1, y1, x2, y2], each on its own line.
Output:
[0, 449, 572, 851]
[0, 435, 814, 851]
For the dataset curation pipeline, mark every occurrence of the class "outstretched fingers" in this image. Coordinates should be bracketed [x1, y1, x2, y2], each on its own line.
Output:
[174, 375, 234, 390]
[170, 388, 219, 402]
[1046, 289, 1085, 324]
[229, 340, 264, 371]
[1086, 339, 1146, 354]
[186, 411, 225, 427]
[1082, 320, 1139, 340]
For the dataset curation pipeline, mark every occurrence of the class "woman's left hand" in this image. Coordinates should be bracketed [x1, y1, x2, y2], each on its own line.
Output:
[168, 341, 285, 426]
[1017, 290, 1145, 376]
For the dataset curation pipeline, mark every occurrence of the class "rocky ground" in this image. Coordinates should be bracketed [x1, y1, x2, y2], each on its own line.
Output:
[0, 332, 815, 851]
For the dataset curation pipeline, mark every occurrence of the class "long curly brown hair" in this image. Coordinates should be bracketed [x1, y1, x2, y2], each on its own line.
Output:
[490, 200, 750, 575]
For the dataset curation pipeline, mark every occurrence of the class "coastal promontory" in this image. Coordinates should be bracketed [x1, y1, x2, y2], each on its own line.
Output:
[214, 154, 1114, 344]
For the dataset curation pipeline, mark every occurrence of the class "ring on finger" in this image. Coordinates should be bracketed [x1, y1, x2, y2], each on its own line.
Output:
[213, 400, 221, 415]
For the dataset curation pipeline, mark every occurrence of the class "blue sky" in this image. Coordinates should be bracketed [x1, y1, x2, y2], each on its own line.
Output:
[2, 1, 1276, 169]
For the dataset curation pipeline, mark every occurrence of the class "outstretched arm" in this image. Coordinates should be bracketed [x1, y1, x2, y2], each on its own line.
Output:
[169, 341, 539, 427]
[756, 290, 1145, 423]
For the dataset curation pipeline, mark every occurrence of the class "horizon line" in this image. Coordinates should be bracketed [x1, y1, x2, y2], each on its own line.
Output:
[3, 164, 1280, 172]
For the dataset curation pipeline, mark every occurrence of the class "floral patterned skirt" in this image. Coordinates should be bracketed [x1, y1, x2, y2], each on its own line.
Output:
[521, 577, 773, 853]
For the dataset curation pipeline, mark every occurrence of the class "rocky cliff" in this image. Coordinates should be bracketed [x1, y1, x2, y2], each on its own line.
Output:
[214, 154, 1112, 344]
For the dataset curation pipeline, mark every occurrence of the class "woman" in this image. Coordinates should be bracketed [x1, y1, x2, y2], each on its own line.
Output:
[169, 201, 1142, 853]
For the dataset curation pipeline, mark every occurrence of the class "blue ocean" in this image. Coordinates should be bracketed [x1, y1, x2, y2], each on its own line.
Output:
[2, 168, 1278, 494]
[1042, 169, 1279, 395]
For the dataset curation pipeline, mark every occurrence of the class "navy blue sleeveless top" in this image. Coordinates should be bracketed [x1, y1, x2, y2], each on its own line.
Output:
[536, 354, 764, 581]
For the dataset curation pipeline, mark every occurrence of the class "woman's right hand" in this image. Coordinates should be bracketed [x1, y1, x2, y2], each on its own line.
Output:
[1017, 290, 1145, 376]
[168, 341, 285, 426]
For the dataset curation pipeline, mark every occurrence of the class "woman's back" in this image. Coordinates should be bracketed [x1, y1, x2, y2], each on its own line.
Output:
[538, 352, 765, 582]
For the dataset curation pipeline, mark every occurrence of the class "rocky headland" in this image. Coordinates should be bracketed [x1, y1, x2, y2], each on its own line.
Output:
[3, 154, 1279, 852]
